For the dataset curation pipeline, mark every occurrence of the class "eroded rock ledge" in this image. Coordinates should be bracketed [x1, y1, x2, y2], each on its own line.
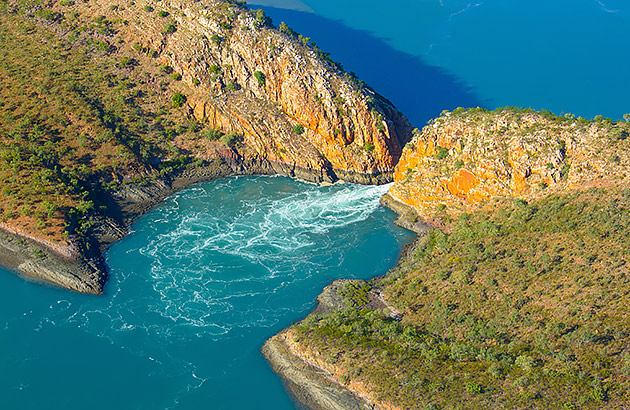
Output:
[388, 107, 630, 223]
[263, 280, 378, 410]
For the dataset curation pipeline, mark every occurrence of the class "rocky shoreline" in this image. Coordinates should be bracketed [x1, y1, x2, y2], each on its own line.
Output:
[262, 217, 428, 410]
[0, 151, 422, 408]
[263, 280, 378, 410]
[0, 156, 396, 294]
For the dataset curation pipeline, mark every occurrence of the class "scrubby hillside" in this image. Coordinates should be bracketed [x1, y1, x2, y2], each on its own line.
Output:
[271, 108, 630, 410]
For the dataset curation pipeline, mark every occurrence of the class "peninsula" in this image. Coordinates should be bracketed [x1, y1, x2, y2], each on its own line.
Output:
[0, 0, 410, 292]
[266, 108, 630, 409]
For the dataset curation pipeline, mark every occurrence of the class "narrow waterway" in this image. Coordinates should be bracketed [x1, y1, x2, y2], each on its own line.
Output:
[0, 176, 414, 409]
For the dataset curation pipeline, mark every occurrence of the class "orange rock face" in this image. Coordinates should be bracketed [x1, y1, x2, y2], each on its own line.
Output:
[390, 108, 630, 220]
[108, 0, 413, 183]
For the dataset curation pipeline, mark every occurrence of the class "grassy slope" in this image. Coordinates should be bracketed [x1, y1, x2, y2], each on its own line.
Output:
[0, 2, 207, 246]
[293, 187, 630, 409]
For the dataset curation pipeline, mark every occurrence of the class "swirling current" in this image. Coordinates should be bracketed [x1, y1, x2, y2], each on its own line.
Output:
[0, 176, 414, 409]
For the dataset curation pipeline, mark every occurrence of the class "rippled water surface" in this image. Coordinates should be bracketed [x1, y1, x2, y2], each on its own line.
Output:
[0, 176, 414, 409]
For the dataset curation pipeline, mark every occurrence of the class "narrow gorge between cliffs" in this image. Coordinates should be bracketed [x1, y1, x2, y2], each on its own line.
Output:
[2, 0, 629, 408]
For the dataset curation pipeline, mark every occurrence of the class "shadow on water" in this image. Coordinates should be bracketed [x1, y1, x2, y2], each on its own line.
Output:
[261, 7, 484, 127]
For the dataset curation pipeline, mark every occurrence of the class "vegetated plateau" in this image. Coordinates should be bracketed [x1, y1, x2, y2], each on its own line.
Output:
[1, 0, 629, 409]
[269, 108, 630, 410]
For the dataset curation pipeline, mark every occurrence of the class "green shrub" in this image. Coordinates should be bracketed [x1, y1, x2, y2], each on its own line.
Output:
[292, 124, 305, 135]
[435, 269, 450, 280]
[254, 70, 265, 86]
[143, 5, 153, 12]
[162, 24, 176, 34]
[210, 34, 222, 45]
[201, 129, 223, 141]
[118, 56, 132, 68]
[515, 355, 536, 372]
[171, 92, 186, 108]
[435, 145, 449, 160]
[254, 9, 271, 27]
[226, 81, 239, 91]
[364, 142, 375, 152]
[337, 281, 371, 308]
[298, 34, 310, 46]
[170, 72, 181, 81]
[221, 132, 242, 147]
[157, 10, 169, 17]
[465, 382, 484, 394]
[278, 21, 295, 36]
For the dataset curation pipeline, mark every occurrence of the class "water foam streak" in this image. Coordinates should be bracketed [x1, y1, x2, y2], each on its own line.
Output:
[14, 177, 410, 409]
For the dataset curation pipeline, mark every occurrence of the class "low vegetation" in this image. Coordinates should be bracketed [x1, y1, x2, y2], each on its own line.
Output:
[294, 187, 630, 409]
[0, 2, 242, 245]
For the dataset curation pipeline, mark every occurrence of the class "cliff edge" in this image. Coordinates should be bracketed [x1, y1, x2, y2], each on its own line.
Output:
[273, 108, 630, 410]
[387, 107, 630, 224]
[0, 0, 412, 292]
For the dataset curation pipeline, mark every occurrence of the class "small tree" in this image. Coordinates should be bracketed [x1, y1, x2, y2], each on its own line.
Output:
[162, 23, 176, 34]
[221, 132, 242, 147]
[253, 71, 265, 86]
[254, 9, 271, 27]
[278, 21, 295, 36]
[171, 92, 186, 108]
[292, 124, 304, 135]
[435, 145, 449, 160]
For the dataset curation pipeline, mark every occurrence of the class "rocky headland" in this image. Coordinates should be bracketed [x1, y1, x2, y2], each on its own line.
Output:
[388, 108, 630, 227]
[2, 1, 630, 409]
[271, 108, 630, 409]
[0, 0, 411, 292]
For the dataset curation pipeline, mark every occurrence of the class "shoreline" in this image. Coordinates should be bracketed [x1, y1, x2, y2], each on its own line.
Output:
[262, 280, 380, 410]
[0, 153, 418, 409]
[262, 205, 430, 410]
[0, 156, 396, 294]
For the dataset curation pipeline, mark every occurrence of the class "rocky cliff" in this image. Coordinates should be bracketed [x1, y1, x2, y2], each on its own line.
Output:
[87, 0, 412, 183]
[0, 0, 412, 292]
[268, 108, 630, 410]
[387, 108, 630, 224]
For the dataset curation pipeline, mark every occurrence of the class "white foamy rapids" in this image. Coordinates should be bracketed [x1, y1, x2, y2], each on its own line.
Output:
[56, 179, 390, 340]
[132, 181, 392, 333]
[32, 178, 396, 402]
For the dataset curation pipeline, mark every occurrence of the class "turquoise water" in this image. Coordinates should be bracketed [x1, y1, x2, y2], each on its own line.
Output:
[257, 0, 630, 124]
[3, 2, 627, 408]
[0, 176, 414, 409]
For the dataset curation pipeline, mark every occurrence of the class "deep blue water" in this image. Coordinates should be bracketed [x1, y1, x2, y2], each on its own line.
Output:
[256, 0, 630, 124]
[0, 177, 414, 409]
